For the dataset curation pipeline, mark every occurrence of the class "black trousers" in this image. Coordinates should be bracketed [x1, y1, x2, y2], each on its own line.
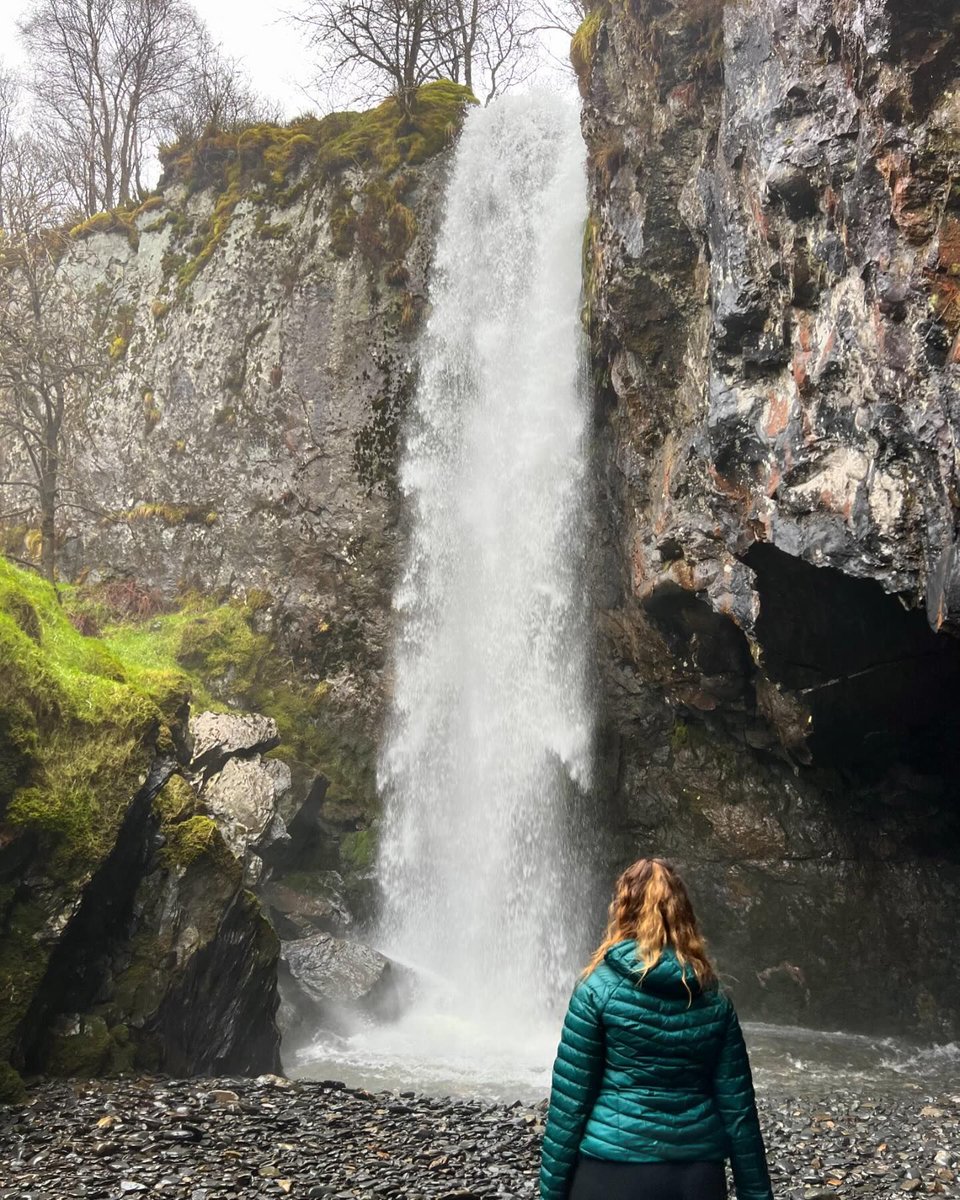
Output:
[569, 1156, 727, 1200]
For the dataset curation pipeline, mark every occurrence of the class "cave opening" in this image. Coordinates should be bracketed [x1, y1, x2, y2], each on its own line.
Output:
[746, 544, 960, 786]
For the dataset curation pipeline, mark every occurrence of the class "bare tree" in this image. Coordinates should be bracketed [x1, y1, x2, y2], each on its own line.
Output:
[0, 137, 114, 581]
[18, 0, 203, 216]
[531, 0, 585, 38]
[291, 0, 447, 112]
[0, 65, 22, 232]
[292, 0, 536, 109]
[164, 32, 281, 144]
[435, 0, 536, 101]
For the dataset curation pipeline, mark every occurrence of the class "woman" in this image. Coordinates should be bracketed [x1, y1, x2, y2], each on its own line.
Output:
[540, 858, 773, 1200]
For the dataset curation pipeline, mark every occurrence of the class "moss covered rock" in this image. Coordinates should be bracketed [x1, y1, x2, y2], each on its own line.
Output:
[0, 556, 280, 1081]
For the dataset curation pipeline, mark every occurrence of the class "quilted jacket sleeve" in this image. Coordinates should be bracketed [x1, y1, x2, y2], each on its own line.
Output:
[539, 980, 606, 1200]
[713, 1000, 773, 1200]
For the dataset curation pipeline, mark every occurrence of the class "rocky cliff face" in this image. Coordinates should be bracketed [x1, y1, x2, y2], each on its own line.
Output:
[580, 0, 960, 1037]
[1, 85, 472, 912]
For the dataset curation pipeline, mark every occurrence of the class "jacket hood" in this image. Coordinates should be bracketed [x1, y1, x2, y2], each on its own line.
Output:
[604, 940, 703, 998]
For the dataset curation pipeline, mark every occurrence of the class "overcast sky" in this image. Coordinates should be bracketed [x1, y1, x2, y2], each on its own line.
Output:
[0, 0, 577, 152]
[0, 0, 319, 117]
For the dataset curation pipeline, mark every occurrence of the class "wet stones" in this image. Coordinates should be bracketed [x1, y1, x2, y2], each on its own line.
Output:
[184, 711, 293, 886]
[262, 881, 351, 940]
[0, 1077, 957, 1200]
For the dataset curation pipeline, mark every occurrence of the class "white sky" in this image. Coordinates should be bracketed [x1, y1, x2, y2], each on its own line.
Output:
[0, 0, 576, 171]
[0, 0, 319, 118]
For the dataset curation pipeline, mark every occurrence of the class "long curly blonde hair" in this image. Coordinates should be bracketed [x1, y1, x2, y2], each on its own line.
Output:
[583, 857, 716, 991]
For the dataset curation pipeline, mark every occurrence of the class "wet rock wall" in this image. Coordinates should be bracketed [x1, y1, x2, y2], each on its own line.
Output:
[580, 0, 960, 1037]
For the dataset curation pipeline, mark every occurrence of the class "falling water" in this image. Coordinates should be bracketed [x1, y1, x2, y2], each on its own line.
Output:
[374, 89, 594, 1073]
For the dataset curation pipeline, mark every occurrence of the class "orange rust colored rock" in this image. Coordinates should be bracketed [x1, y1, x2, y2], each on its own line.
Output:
[877, 150, 939, 243]
[708, 463, 751, 502]
[938, 217, 960, 275]
[667, 82, 697, 112]
[926, 273, 960, 334]
[764, 390, 790, 437]
[631, 537, 647, 592]
[793, 319, 812, 393]
[750, 192, 771, 243]
[671, 560, 696, 591]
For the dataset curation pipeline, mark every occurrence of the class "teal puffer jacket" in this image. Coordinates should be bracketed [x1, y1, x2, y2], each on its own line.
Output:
[540, 941, 773, 1200]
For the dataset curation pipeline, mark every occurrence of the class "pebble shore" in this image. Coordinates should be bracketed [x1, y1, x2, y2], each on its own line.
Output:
[1, 1075, 957, 1200]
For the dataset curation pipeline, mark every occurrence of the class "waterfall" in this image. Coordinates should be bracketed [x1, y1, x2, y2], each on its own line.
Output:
[377, 88, 594, 1050]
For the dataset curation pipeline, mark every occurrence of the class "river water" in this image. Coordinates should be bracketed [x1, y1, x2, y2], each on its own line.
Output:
[291, 1018, 960, 1102]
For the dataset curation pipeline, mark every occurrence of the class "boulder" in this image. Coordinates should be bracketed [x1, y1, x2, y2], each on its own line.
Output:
[201, 756, 292, 884]
[14, 766, 282, 1081]
[261, 878, 351, 939]
[189, 712, 280, 777]
[278, 932, 413, 1037]
[99, 817, 282, 1076]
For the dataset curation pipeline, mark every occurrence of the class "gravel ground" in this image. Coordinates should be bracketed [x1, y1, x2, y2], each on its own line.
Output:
[0, 1074, 958, 1200]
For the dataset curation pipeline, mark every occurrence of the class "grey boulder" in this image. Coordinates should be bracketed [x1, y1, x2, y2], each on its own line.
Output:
[201, 756, 292, 884]
[279, 932, 413, 1037]
[189, 711, 280, 776]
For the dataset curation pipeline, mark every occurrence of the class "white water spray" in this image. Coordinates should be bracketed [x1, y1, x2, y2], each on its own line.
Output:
[376, 89, 594, 1061]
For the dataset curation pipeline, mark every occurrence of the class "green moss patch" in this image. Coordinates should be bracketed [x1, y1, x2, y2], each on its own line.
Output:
[0, 557, 186, 856]
[106, 502, 219, 527]
[69, 210, 139, 251]
[98, 591, 376, 815]
[0, 556, 189, 1074]
[160, 814, 239, 877]
[340, 827, 376, 872]
[41, 1016, 135, 1078]
[152, 80, 474, 295]
[571, 7, 607, 95]
[153, 773, 196, 825]
[160, 80, 474, 197]
[0, 1061, 26, 1105]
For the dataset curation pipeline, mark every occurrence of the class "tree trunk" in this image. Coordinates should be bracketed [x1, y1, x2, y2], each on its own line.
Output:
[39, 402, 59, 584]
[39, 471, 56, 583]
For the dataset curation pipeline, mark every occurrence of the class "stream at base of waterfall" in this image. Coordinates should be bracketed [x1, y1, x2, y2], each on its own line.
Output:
[290, 1017, 960, 1103]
